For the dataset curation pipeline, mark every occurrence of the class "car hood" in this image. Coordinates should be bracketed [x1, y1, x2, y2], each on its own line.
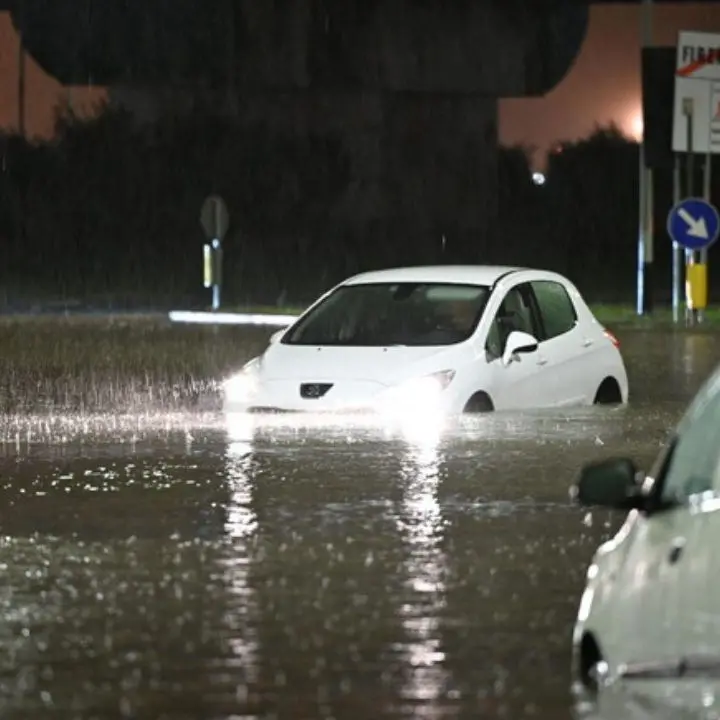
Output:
[258, 343, 464, 386]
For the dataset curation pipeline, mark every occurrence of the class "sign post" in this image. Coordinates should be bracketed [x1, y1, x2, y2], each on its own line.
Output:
[667, 197, 720, 322]
[200, 195, 230, 312]
[636, 0, 654, 317]
[685, 98, 697, 325]
[672, 154, 681, 323]
[672, 30, 720, 324]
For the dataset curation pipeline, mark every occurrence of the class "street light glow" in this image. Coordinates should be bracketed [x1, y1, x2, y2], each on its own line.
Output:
[628, 111, 643, 140]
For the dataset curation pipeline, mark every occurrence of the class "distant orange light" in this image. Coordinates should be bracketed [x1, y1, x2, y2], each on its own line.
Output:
[627, 111, 643, 140]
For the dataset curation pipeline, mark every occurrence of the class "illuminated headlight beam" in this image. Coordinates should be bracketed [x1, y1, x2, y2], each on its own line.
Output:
[168, 310, 299, 327]
[374, 370, 455, 417]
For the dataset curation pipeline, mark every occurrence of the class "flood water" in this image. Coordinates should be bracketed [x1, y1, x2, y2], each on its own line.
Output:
[0, 328, 717, 720]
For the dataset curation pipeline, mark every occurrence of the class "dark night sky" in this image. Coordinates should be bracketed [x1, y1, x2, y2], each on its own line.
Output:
[1, 5, 720, 161]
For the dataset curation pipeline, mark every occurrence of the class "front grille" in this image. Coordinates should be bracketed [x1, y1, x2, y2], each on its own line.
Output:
[300, 383, 333, 399]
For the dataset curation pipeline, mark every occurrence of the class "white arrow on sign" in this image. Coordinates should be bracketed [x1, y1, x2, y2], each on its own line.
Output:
[678, 208, 709, 239]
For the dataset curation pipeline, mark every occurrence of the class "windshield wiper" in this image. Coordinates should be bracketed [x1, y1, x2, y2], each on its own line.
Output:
[620, 655, 720, 680]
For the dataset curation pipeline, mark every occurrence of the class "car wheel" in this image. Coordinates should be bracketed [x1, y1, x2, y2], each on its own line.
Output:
[593, 377, 622, 405]
[463, 392, 494, 413]
[577, 633, 603, 695]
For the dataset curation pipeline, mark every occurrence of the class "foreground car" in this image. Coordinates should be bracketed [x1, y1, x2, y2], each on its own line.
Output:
[223, 265, 628, 415]
[571, 363, 720, 716]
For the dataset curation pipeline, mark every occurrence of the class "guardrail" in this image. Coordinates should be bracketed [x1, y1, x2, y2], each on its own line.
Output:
[168, 310, 299, 327]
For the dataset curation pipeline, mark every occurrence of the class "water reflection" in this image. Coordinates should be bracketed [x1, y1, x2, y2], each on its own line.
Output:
[630, 330, 719, 404]
[396, 434, 450, 713]
[396, 414, 447, 449]
[221, 414, 260, 703]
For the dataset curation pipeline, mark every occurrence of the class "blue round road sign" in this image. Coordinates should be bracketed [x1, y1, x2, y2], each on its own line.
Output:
[667, 197, 720, 252]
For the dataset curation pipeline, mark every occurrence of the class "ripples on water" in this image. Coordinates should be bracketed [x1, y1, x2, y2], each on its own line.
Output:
[0, 329, 714, 719]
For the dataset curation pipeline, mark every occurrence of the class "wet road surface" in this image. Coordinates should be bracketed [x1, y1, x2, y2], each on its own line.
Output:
[0, 328, 717, 719]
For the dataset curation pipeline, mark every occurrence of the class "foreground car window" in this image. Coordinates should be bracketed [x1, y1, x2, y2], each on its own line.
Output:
[283, 282, 490, 347]
[659, 390, 720, 503]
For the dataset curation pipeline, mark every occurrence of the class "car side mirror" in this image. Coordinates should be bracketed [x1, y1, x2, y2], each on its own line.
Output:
[502, 330, 539, 366]
[571, 457, 645, 510]
[269, 329, 284, 345]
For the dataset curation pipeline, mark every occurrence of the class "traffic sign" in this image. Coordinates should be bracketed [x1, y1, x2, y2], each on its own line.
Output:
[672, 30, 720, 154]
[667, 197, 720, 251]
[200, 195, 229, 240]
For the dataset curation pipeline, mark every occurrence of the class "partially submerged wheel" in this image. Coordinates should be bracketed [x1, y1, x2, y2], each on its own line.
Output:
[463, 392, 494, 414]
[593, 377, 622, 405]
[577, 633, 603, 695]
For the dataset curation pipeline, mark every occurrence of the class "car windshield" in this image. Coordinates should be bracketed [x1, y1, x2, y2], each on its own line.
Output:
[282, 282, 491, 347]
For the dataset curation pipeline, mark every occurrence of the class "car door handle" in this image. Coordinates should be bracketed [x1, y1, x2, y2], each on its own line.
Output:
[668, 539, 685, 565]
[582, 338, 594, 348]
[536, 357, 548, 366]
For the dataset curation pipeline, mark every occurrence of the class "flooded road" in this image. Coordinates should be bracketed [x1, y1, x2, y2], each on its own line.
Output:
[0, 326, 717, 719]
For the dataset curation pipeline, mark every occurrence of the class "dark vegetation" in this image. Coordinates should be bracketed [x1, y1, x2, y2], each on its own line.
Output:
[0, 101, 695, 312]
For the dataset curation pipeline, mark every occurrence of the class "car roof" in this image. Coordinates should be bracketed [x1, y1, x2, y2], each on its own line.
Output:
[342, 265, 526, 287]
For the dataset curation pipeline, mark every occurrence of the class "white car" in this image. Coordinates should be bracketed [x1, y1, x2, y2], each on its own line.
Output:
[571, 363, 720, 716]
[223, 265, 628, 415]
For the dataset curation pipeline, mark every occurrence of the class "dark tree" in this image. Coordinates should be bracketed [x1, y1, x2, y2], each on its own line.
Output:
[545, 126, 638, 300]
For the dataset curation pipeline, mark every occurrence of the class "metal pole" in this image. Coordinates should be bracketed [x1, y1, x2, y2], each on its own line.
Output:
[211, 238, 222, 311]
[700, 136, 712, 324]
[15, 1, 26, 270]
[686, 100, 696, 326]
[645, 163, 654, 311]
[637, 0, 653, 315]
[17, 8, 25, 136]
[672, 154, 681, 323]
[637, 151, 647, 315]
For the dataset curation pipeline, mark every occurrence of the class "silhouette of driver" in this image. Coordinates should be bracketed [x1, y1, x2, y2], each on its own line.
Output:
[440, 299, 479, 334]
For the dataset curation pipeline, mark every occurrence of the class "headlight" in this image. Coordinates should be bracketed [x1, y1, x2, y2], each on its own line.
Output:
[375, 369, 455, 415]
[223, 357, 261, 403]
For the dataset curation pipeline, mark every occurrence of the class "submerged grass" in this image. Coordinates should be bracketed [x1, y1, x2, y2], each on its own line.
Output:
[591, 304, 720, 330]
[0, 316, 271, 414]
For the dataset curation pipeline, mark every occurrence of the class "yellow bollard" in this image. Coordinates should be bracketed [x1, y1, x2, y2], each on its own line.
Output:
[686, 262, 708, 311]
[203, 244, 213, 288]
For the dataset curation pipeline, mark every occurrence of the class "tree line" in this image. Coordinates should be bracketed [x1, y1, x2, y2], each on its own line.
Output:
[0, 102, 704, 310]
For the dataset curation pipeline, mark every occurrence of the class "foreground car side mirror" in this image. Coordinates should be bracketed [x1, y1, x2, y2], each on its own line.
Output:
[502, 330, 539, 366]
[269, 329, 285, 345]
[572, 457, 644, 510]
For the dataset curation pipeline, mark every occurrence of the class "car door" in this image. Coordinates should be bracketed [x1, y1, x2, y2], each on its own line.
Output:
[482, 282, 553, 409]
[660, 390, 720, 686]
[613, 388, 720, 691]
[527, 279, 589, 406]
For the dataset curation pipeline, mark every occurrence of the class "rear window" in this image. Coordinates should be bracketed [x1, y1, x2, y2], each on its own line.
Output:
[531, 280, 578, 340]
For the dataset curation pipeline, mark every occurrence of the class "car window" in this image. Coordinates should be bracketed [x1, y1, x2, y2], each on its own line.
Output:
[658, 390, 720, 503]
[485, 284, 536, 361]
[283, 282, 490, 347]
[530, 280, 578, 340]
